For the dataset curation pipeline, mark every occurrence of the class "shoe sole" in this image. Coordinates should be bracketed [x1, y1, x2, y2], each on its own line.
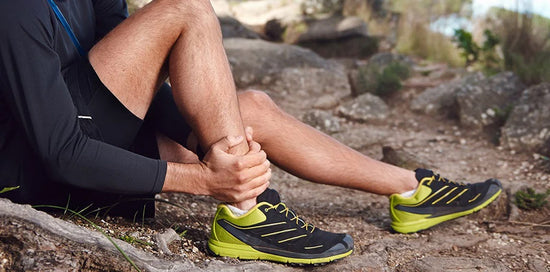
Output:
[391, 188, 502, 233]
[208, 238, 353, 265]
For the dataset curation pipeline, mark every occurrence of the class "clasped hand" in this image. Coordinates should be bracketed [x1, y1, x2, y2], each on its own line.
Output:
[200, 127, 271, 203]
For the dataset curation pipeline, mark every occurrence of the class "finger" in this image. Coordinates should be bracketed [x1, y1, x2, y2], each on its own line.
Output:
[248, 140, 261, 153]
[212, 135, 243, 152]
[238, 160, 270, 183]
[241, 171, 271, 200]
[245, 126, 254, 142]
[237, 150, 267, 169]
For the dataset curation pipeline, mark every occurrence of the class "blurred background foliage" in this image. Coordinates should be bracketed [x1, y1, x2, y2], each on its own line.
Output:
[127, 0, 549, 85]
[301, 0, 549, 85]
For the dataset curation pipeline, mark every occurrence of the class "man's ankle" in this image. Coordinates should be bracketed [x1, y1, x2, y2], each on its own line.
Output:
[230, 198, 257, 213]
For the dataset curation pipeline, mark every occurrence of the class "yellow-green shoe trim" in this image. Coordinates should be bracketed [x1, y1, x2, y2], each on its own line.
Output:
[208, 238, 353, 264]
[391, 188, 502, 233]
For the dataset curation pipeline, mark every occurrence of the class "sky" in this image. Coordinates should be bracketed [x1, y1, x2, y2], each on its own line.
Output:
[472, 0, 550, 19]
[431, 0, 550, 36]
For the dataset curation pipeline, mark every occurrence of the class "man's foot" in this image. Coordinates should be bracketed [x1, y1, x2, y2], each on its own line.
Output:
[208, 189, 353, 265]
[390, 168, 502, 233]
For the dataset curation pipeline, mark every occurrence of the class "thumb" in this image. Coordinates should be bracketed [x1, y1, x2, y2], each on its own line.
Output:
[245, 126, 254, 142]
[213, 135, 244, 152]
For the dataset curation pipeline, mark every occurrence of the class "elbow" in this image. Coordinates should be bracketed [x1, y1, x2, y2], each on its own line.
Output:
[40, 131, 89, 183]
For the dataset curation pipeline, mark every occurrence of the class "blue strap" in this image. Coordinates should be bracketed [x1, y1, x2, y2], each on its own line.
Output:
[46, 0, 87, 57]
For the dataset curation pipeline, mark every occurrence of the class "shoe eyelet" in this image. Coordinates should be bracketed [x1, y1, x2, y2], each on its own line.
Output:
[264, 208, 269, 212]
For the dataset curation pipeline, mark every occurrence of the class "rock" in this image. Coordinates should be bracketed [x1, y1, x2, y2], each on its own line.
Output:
[400, 256, 512, 272]
[224, 38, 350, 114]
[501, 82, 550, 155]
[368, 52, 414, 69]
[332, 126, 389, 149]
[456, 71, 525, 129]
[282, 16, 378, 59]
[225, 38, 334, 86]
[294, 16, 369, 43]
[155, 228, 182, 255]
[219, 17, 260, 39]
[350, 52, 413, 96]
[313, 94, 340, 109]
[0, 198, 196, 271]
[381, 146, 433, 170]
[0, 198, 293, 271]
[410, 72, 485, 116]
[301, 110, 341, 134]
[337, 93, 389, 122]
[230, 0, 303, 26]
[298, 35, 379, 59]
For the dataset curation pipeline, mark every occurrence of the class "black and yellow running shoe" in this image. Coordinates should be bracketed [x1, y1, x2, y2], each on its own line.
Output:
[208, 189, 353, 264]
[390, 168, 502, 233]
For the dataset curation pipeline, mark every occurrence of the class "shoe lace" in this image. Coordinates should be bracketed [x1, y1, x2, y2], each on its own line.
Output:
[428, 173, 465, 186]
[265, 203, 316, 233]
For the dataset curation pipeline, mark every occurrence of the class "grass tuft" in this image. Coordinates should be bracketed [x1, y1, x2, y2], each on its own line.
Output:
[32, 204, 142, 272]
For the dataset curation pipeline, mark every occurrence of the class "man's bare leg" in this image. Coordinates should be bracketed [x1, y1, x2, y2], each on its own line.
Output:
[88, 0, 257, 209]
[237, 91, 418, 195]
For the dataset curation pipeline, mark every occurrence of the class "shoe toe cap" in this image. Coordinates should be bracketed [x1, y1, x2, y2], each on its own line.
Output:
[326, 234, 354, 254]
[486, 178, 503, 191]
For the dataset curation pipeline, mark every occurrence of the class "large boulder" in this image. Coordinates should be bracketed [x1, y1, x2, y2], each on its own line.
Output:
[219, 17, 260, 39]
[224, 38, 350, 114]
[410, 72, 485, 117]
[281, 16, 378, 59]
[456, 71, 525, 129]
[411, 72, 525, 132]
[501, 83, 550, 155]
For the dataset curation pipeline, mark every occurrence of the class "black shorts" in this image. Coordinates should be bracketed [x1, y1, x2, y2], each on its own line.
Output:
[68, 59, 193, 154]
[49, 59, 194, 217]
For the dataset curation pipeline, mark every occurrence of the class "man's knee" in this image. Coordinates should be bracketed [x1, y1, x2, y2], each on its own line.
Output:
[156, 0, 218, 29]
[239, 90, 280, 116]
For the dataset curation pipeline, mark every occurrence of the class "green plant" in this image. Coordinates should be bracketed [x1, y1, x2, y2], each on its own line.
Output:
[514, 188, 550, 210]
[453, 28, 503, 74]
[171, 225, 188, 239]
[33, 204, 142, 272]
[358, 61, 410, 96]
[119, 234, 154, 247]
[453, 29, 480, 66]
[0, 186, 19, 194]
[376, 66, 402, 96]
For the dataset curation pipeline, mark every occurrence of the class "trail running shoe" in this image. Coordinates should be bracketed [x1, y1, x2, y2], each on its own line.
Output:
[208, 189, 353, 264]
[390, 168, 502, 233]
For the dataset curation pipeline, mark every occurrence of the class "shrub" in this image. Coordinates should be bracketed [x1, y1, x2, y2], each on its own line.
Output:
[488, 8, 550, 85]
[356, 61, 411, 97]
[453, 28, 504, 75]
[514, 187, 550, 210]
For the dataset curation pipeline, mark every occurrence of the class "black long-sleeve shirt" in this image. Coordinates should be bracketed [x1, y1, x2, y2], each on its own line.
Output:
[0, 0, 166, 201]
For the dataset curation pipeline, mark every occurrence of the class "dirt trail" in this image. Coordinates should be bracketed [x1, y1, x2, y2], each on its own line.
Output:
[3, 76, 548, 271]
[153, 81, 550, 271]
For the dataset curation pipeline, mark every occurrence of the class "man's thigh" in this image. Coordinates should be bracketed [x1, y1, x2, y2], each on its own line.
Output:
[88, 0, 211, 119]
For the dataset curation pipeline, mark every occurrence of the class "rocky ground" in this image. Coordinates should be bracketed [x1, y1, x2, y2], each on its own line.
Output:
[1, 0, 550, 270]
[1, 71, 549, 271]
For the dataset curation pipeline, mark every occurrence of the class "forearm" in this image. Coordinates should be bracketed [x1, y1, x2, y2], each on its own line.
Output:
[162, 161, 208, 194]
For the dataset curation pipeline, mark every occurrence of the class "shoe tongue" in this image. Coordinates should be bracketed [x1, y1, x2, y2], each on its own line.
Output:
[415, 168, 434, 181]
[256, 188, 281, 205]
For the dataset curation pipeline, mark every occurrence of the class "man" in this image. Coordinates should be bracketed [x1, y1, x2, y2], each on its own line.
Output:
[0, 0, 502, 265]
